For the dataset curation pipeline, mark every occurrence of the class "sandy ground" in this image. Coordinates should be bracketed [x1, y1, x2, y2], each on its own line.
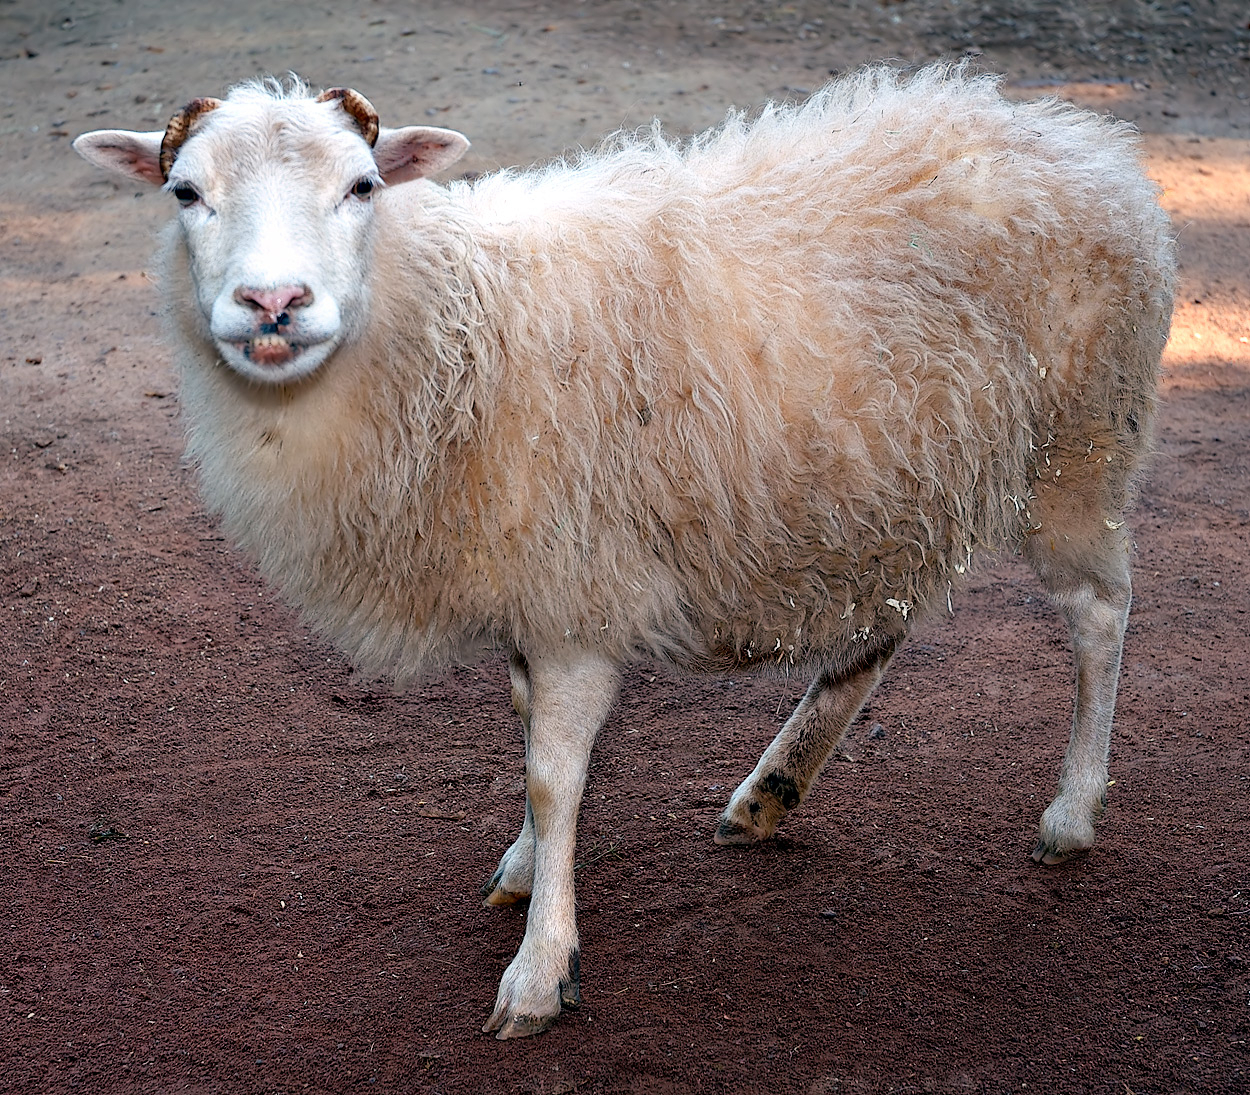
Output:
[2, 1, 1249, 1092]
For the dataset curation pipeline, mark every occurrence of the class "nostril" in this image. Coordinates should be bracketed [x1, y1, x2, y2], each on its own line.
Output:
[234, 284, 313, 320]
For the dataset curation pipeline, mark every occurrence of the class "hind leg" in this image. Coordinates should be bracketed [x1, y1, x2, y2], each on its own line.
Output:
[716, 643, 896, 845]
[1025, 489, 1134, 864]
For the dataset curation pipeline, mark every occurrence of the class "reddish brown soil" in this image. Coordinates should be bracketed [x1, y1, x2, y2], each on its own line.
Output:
[3, 2, 1248, 1093]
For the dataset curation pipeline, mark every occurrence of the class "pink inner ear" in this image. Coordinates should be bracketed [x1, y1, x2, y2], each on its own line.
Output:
[119, 147, 166, 186]
[375, 126, 469, 184]
[74, 130, 166, 186]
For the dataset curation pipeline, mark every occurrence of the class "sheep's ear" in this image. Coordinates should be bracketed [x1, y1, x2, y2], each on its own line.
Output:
[373, 125, 470, 184]
[73, 129, 166, 186]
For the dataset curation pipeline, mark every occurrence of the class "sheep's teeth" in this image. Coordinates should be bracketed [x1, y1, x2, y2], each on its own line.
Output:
[246, 333, 298, 366]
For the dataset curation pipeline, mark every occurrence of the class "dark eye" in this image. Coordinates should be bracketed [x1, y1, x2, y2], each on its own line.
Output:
[350, 177, 376, 200]
[172, 183, 200, 206]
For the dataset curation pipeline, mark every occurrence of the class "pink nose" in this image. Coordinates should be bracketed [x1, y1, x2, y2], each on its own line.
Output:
[233, 284, 312, 320]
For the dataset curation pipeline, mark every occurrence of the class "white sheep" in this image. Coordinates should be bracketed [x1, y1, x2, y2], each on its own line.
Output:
[73, 64, 1175, 1039]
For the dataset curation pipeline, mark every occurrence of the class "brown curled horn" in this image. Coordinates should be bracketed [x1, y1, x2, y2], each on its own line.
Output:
[316, 87, 380, 147]
[159, 97, 222, 180]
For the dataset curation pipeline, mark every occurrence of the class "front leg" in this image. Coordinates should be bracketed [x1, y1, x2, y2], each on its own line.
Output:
[482, 651, 537, 905]
[482, 648, 619, 1039]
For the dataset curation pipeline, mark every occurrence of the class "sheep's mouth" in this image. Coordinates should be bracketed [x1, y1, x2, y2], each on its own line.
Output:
[238, 333, 303, 367]
[218, 331, 337, 384]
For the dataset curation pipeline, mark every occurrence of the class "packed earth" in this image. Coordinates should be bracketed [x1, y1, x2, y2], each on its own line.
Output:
[2, 2, 1248, 1093]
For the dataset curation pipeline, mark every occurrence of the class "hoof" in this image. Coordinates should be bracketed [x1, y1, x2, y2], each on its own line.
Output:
[484, 1011, 557, 1040]
[481, 864, 530, 906]
[483, 949, 579, 1039]
[713, 792, 779, 845]
[715, 770, 799, 846]
[1030, 840, 1088, 867]
[713, 818, 765, 846]
[1034, 795, 1099, 866]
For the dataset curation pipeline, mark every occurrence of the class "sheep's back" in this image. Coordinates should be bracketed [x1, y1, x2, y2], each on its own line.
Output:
[452, 67, 1172, 667]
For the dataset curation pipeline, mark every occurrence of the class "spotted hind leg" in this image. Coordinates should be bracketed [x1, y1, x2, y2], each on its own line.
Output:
[716, 642, 897, 845]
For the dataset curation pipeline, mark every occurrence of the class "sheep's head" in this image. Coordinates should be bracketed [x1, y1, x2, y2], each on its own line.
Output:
[73, 79, 470, 385]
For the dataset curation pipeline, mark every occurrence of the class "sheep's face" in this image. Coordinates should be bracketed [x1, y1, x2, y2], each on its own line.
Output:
[167, 100, 386, 384]
[73, 83, 470, 386]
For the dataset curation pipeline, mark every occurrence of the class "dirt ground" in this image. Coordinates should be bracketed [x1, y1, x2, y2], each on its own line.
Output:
[2, 1, 1249, 1092]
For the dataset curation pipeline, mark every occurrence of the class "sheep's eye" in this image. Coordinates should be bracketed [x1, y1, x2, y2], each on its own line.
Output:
[350, 177, 375, 200]
[172, 183, 200, 207]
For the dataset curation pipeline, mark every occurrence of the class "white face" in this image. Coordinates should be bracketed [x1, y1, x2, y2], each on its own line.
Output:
[72, 87, 470, 387]
[165, 101, 381, 385]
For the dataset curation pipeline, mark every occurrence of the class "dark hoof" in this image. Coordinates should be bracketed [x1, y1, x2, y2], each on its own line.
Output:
[714, 818, 762, 846]
[480, 864, 505, 898]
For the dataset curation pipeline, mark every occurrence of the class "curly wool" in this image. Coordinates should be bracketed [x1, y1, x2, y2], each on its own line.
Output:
[173, 63, 1174, 681]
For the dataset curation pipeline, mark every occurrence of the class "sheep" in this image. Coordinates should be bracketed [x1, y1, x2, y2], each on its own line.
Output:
[72, 63, 1175, 1039]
